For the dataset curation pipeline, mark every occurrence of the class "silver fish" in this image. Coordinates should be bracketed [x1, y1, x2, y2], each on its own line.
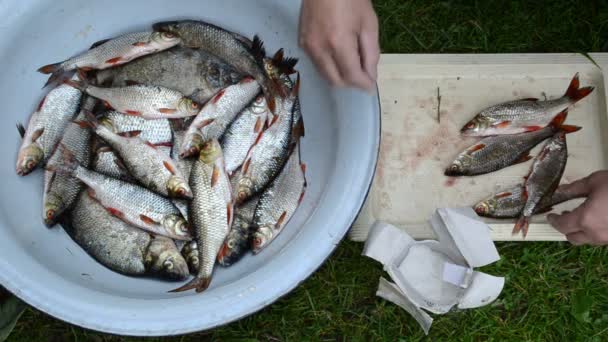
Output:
[171, 139, 232, 293]
[171, 130, 195, 219]
[234, 75, 300, 204]
[66, 192, 188, 280]
[103, 110, 173, 147]
[16, 81, 82, 175]
[66, 80, 202, 120]
[38, 31, 181, 86]
[86, 117, 191, 199]
[43, 96, 96, 226]
[179, 77, 260, 158]
[181, 241, 200, 275]
[47, 145, 191, 240]
[95, 46, 243, 104]
[217, 196, 260, 267]
[221, 94, 269, 175]
[252, 146, 306, 253]
[461, 73, 594, 136]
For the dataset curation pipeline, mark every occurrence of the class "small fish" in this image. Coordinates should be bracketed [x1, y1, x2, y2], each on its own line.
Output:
[95, 46, 243, 104]
[221, 94, 269, 175]
[217, 196, 260, 267]
[16, 81, 82, 176]
[181, 241, 200, 275]
[251, 146, 306, 253]
[179, 77, 261, 158]
[79, 114, 191, 199]
[65, 78, 201, 120]
[473, 184, 584, 219]
[38, 31, 180, 86]
[234, 74, 300, 204]
[461, 73, 594, 136]
[102, 111, 173, 147]
[268, 56, 303, 144]
[514, 131, 573, 237]
[153, 20, 297, 113]
[171, 130, 194, 219]
[171, 140, 233, 293]
[446, 111, 580, 176]
[47, 145, 191, 240]
[43, 96, 96, 226]
[65, 192, 188, 280]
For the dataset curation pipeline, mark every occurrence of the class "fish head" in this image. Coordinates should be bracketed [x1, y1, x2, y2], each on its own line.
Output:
[179, 132, 204, 158]
[251, 225, 274, 254]
[473, 199, 496, 216]
[98, 116, 115, 131]
[177, 97, 201, 116]
[16, 143, 44, 176]
[217, 223, 249, 266]
[167, 175, 193, 199]
[146, 237, 189, 280]
[199, 139, 222, 164]
[444, 157, 469, 177]
[181, 241, 199, 273]
[150, 31, 181, 47]
[460, 116, 495, 136]
[161, 214, 191, 240]
[152, 21, 181, 35]
[43, 193, 65, 226]
[236, 177, 254, 204]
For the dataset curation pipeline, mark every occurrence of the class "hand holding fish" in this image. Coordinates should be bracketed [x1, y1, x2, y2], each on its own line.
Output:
[547, 171, 608, 246]
[298, 0, 379, 92]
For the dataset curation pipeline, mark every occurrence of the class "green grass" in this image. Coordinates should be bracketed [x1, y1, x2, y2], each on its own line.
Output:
[8, 0, 608, 340]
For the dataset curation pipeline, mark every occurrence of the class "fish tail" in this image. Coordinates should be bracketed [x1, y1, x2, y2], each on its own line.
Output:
[16, 123, 26, 138]
[564, 72, 594, 102]
[549, 109, 582, 134]
[45, 143, 79, 174]
[512, 216, 529, 237]
[168, 277, 211, 293]
[37, 62, 61, 75]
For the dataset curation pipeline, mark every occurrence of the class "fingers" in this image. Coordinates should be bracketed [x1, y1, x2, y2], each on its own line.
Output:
[333, 34, 376, 91]
[359, 17, 380, 81]
[565, 232, 592, 245]
[559, 176, 593, 199]
[547, 204, 587, 235]
[305, 47, 344, 87]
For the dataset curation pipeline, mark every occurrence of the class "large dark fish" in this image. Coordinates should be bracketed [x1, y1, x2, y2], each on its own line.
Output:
[514, 131, 573, 237]
[96, 46, 243, 104]
[216, 196, 260, 267]
[152, 20, 297, 113]
[445, 111, 580, 176]
[461, 73, 594, 136]
[65, 192, 188, 280]
[473, 184, 583, 219]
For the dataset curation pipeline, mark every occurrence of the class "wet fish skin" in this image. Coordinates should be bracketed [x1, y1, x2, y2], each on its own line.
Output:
[234, 75, 300, 204]
[179, 77, 261, 158]
[461, 73, 594, 136]
[16, 82, 82, 176]
[66, 80, 202, 120]
[171, 130, 195, 219]
[43, 96, 96, 226]
[47, 146, 191, 240]
[96, 46, 243, 104]
[473, 184, 583, 219]
[221, 94, 269, 175]
[66, 192, 188, 280]
[251, 146, 306, 253]
[171, 139, 232, 293]
[38, 31, 181, 85]
[217, 196, 260, 266]
[181, 241, 200, 275]
[514, 132, 571, 237]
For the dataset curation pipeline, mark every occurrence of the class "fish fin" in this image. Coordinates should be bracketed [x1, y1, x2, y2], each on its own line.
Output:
[514, 153, 533, 165]
[105, 56, 123, 65]
[31, 128, 45, 142]
[16, 123, 26, 138]
[87, 188, 96, 199]
[298, 189, 306, 205]
[63, 79, 86, 91]
[493, 121, 511, 129]
[523, 126, 543, 132]
[564, 72, 595, 102]
[102, 100, 113, 109]
[117, 130, 142, 138]
[466, 143, 486, 154]
[227, 204, 232, 226]
[512, 216, 530, 237]
[549, 108, 569, 129]
[139, 214, 158, 225]
[158, 108, 177, 114]
[96, 146, 113, 153]
[145, 141, 157, 149]
[89, 38, 110, 49]
[168, 277, 211, 293]
[520, 97, 539, 101]
[211, 165, 220, 187]
[242, 158, 251, 174]
[276, 211, 288, 228]
[561, 125, 582, 134]
[253, 117, 264, 133]
[154, 141, 174, 148]
[36, 95, 47, 112]
[300, 163, 307, 174]
[124, 80, 140, 86]
[163, 161, 176, 175]
[250, 35, 267, 68]
[292, 117, 305, 142]
[196, 118, 215, 129]
[495, 192, 513, 199]
[265, 94, 276, 113]
[132, 42, 147, 47]
[217, 242, 231, 264]
[269, 114, 280, 127]
[37, 62, 61, 75]
[125, 110, 142, 116]
[212, 89, 226, 104]
[72, 120, 93, 129]
[272, 48, 299, 75]
[107, 207, 125, 218]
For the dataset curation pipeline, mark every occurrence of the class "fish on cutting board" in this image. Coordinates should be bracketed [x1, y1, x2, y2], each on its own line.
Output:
[460, 73, 594, 136]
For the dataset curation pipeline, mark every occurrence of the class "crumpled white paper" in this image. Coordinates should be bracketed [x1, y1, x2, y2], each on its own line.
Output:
[363, 207, 505, 335]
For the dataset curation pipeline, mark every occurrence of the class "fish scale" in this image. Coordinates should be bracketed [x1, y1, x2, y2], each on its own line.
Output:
[217, 196, 260, 266]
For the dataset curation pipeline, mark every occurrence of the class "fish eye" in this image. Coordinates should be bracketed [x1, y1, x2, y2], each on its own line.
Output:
[162, 32, 176, 39]
[227, 240, 235, 248]
[191, 102, 199, 109]
[465, 122, 476, 129]
[46, 209, 56, 219]
[253, 237, 262, 247]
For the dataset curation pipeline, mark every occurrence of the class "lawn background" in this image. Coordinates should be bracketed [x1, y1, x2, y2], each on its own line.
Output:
[8, 0, 608, 340]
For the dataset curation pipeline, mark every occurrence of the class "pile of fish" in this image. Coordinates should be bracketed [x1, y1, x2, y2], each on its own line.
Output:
[16, 20, 307, 293]
[445, 74, 594, 237]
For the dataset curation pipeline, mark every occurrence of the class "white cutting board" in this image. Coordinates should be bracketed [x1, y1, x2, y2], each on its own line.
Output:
[351, 53, 608, 241]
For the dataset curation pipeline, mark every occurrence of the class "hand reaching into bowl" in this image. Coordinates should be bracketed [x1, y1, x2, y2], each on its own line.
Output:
[298, 0, 380, 92]
[548, 171, 608, 246]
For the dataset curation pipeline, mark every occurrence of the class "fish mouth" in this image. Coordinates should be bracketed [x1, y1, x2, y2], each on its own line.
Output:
[444, 169, 462, 177]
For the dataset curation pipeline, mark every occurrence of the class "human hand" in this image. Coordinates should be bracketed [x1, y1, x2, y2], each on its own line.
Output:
[547, 171, 608, 246]
[298, 0, 380, 92]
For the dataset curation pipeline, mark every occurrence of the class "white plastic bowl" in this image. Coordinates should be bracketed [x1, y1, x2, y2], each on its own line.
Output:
[0, 0, 380, 335]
